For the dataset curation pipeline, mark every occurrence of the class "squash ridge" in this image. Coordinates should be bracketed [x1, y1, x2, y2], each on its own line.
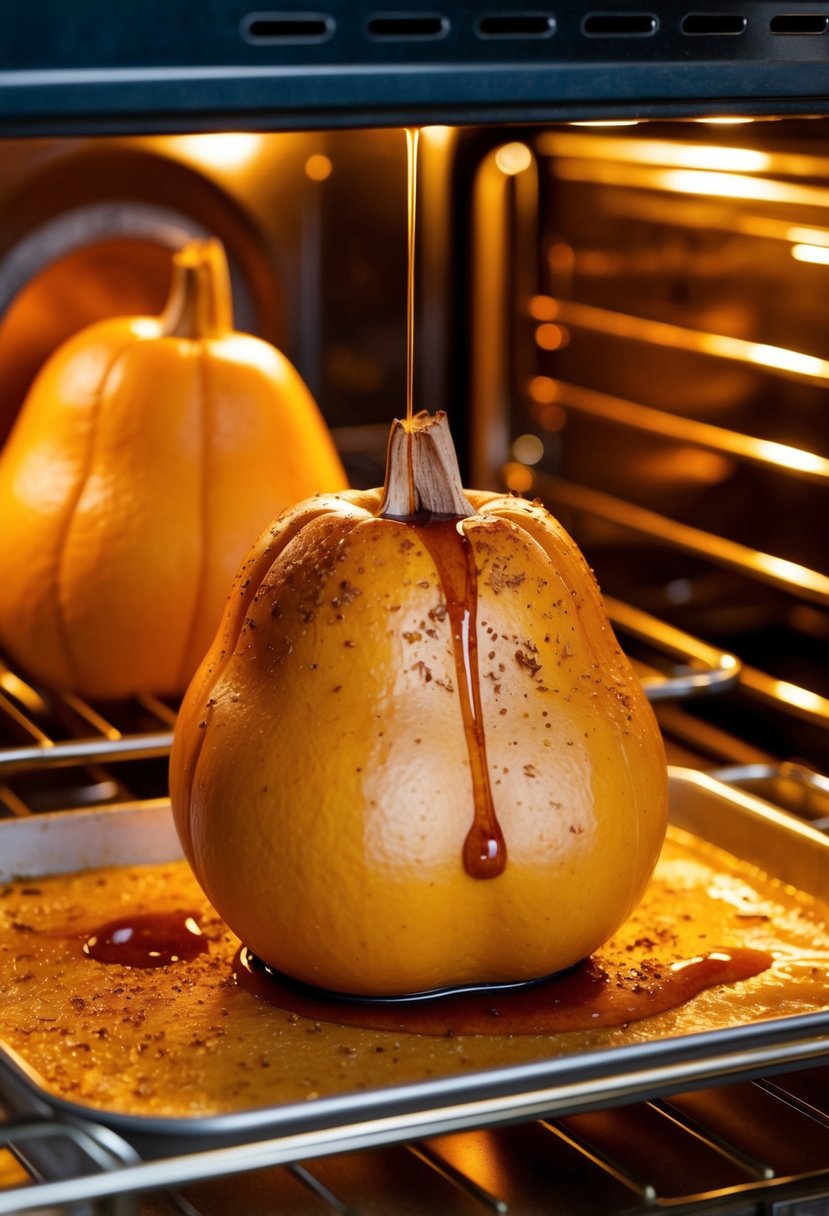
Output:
[52, 341, 131, 692]
[175, 344, 211, 692]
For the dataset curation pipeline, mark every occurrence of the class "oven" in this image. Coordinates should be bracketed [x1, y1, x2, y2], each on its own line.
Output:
[1, 3, 829, 1213]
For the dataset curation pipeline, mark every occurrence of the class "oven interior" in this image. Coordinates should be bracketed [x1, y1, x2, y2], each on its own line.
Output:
[2, 11, 829, 1214]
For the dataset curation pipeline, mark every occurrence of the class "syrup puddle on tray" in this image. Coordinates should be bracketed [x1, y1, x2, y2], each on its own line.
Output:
[82, 911, 207, 968]
[233, 944, 773, 1036]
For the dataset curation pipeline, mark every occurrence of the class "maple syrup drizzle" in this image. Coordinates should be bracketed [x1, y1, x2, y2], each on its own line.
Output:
[234, 945, 773, 1036]
[82, 911, 207, 968]
[404, 127, 420, 515]
[416, 517, 506, 879]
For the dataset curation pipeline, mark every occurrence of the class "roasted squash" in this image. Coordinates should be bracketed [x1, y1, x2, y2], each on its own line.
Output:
[0, 238, 347, 699]
[171, 411, 668, 997]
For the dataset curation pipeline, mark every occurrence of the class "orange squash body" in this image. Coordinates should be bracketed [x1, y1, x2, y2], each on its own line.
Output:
[0, 240, 346, 698]
[170, 485, 668, 997]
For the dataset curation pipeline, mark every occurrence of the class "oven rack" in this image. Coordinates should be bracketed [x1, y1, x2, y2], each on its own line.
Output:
[5, 1068, 829, 1214]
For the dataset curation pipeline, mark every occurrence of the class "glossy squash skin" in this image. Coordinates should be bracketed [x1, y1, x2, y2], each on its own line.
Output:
[0, 239, 347, 699]
[171, 417, 668, 997]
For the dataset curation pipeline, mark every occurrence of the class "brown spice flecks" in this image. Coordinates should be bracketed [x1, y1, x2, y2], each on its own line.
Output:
[486, 564, 527, 594]
[515, 649, 542, 678]
[331, 581, 362, 608]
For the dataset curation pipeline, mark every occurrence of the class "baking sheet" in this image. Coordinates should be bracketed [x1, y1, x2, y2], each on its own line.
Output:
[0, 766, 828, 1166]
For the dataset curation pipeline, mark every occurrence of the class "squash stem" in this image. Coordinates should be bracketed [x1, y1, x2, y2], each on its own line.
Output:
[377, 411, 476, 521]
[160, 238, 234, 339]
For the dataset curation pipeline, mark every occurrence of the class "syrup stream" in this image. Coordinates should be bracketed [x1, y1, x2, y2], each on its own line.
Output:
[400, 130, 504, 877]
[405, 126, 419, 514]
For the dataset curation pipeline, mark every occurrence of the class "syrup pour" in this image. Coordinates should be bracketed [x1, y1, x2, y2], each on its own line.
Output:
[415, 517, 506, 879]
[397, 129, 504, 877]
[82, 911, 207, 968]
[404, 126, 420, 515]
[234, 945, 773, 1036]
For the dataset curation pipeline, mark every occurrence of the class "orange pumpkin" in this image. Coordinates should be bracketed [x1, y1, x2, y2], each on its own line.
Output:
[171, 412, 668, 997]
[0, 238, 347, 699]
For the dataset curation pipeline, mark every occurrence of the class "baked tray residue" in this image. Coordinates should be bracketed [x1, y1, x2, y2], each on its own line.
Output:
[0, 768, 827, 1136]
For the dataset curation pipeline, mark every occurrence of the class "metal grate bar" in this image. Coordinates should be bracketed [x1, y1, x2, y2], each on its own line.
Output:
[59, 692, 123, 740]
[288, 1162, 360, 1214]
[538, 1118, 658, 1202]
[753, 1079, 829, 1130]
[649, 1097, 774, 1180]
[605, 596, 741, 699]
[0, 689, 48, 745]
[0, 731, 175, 778]
[535, 472, 829, 608]
[407, 1143, 508, 1212]
[545, 378, 829, 485]
[738, 664, 829, 733]
[0, 783, 33, 818]
[536, 297, 829, 386]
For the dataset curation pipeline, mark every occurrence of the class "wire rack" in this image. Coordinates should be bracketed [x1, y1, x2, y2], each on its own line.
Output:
[4, 1070, 829, 1214]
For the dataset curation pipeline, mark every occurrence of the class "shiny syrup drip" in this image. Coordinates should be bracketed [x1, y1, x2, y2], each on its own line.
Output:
[415, 517, 506, 879]
[234, 946, 773, 1036]
[82, 912, 207, 968]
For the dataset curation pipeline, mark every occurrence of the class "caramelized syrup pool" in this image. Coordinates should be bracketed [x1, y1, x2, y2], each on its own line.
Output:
[235, 946, 773, 1036]
[83, 912, 207, 968]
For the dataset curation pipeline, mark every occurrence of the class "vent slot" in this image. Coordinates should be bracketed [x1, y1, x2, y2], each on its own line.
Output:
[477, 13, 556, 38]
[366, 12, 449, 39]
[770, 13, 829, 33]
[241, 11, 335, 42]
[681, 13, 747, 34]
[582, 12, 658, 36]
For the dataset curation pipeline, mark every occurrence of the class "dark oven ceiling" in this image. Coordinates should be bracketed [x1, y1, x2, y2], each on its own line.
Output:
[5, 1, 829, 134]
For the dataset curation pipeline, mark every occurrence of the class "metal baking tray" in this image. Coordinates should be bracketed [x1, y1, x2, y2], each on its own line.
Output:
[1, 767, 828, 1214]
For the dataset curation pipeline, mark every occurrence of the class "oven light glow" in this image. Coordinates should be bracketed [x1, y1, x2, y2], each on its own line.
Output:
[495, 142, 533, 176]
[528, 374, 558, 403]
[752, 438, 829, 478]
[503, 461, 534, 493]
[304, 154, 333, 181]
[746, 342, 826, 378]
[658, 146, 769, 173]
[529, 294, 559, 321]
[170, 133, 265, 171]
[535, 323, 569, 351]
[570, 120, 642, 127]
[786, 226, 829, 247]
[512, 434, 545, 465]
[755, 553, 829, 600]
[791, 243, 829, 266]
[693, 116, 756, 125]
[420, 125, 453, 146]
[660, 168, 782, 200]
[539, 132, 770, 174]
[768, 678, 828, 717]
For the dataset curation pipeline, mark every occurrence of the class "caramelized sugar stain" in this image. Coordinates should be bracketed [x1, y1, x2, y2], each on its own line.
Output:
[234, 945, 772, 1036]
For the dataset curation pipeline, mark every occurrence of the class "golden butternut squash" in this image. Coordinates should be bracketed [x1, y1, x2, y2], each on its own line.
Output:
[171, 411, 668, 997]
[0, 238, 347, 699]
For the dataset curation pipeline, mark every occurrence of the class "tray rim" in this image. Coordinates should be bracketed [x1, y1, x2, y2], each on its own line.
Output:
[0, 764, 828, 1154]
